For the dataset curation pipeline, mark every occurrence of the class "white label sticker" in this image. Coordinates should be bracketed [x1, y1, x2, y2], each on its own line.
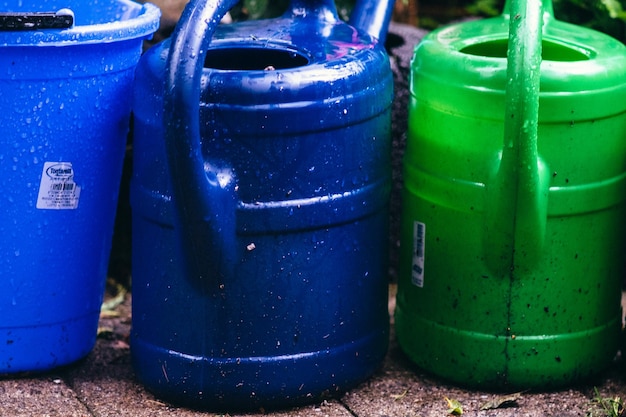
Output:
[36, 162, 81, 210]
[411, 221, 426, 287]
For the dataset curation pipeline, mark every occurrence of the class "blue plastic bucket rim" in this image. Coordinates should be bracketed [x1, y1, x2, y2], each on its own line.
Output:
[0, 0, 160, 46]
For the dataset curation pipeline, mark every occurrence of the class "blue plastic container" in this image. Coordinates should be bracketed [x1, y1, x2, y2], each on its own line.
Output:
[130, 0, 393, 410]
[0, 0, 159, 373]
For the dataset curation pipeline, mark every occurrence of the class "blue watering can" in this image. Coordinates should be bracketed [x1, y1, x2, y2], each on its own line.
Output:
[0, 0, 159, 373]
[130, 0, 394, 410]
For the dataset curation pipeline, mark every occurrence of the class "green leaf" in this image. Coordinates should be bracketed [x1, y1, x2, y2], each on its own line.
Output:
[243, 0, 269, 19]
[601, 0, 624, 18]
[466, 0, 502, 17]
[444, 397, 463, 415]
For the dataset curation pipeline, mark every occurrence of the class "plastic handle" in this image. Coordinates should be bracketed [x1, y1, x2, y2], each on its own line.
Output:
[503, 0, 554, 20]
[0, 10, 74, 31]
[485, 0, 549, 275]
[164, 0, 240, 285]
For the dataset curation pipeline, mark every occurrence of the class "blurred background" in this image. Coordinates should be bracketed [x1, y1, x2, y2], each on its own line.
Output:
[398, 0, 626, 42]
[143, 0, 626, 44]
[230, 0, 626, 42]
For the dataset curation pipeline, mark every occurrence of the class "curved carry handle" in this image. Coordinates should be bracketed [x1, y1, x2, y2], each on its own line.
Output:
[164, 0, 396, 284]
[164, 0, 240, 285]
[485, 0, 551, 275]
[505, 0, 554, 19]
[0, 10, 74, 31]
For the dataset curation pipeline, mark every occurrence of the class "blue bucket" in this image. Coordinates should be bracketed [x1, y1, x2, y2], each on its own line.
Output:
[0, 0, 160, 373]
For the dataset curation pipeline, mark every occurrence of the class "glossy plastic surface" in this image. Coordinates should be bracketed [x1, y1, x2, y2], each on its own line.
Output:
[0, 0, 159, 373]
[131, 0, 393, 409]
[396, 0, 626, 389]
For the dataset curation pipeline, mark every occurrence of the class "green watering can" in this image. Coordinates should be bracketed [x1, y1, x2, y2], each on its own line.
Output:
[396, 0, 626, 389]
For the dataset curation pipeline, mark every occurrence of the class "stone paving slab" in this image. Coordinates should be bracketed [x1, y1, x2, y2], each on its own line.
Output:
[342, 340, 601, 417]
[0, 376, 90, 417]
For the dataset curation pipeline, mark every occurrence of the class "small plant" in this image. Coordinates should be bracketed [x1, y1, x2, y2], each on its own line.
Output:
[444, 396, 463, 415]
[587, 387, 625, 417]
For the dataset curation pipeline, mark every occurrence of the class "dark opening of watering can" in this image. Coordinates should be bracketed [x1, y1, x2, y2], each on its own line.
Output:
[460, 39, 590, 61]
[204, 47, 310, 70]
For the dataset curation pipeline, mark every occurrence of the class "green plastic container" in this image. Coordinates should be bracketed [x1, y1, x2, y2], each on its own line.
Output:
[396, 0, 626, 389]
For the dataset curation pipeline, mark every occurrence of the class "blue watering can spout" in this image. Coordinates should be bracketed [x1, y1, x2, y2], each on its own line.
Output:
[349, 0, 395, 43]
[288, 0, 339, 22]
[287, 0, 395, 43]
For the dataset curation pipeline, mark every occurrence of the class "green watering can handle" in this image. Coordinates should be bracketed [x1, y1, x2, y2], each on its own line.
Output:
[485, 0, 551, 275]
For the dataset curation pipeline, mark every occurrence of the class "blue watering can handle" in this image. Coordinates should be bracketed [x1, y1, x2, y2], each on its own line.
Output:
[164, 0, 241, 284]
[163, 0, 394, 284]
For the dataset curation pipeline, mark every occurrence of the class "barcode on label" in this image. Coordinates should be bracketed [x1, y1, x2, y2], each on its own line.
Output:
[412, 221, 426, 287]
[36, 162, 81, 210]
[51, 183, 75, 191]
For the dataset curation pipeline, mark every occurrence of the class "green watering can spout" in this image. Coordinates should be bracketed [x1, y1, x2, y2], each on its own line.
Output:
[485, 0, 551, 276]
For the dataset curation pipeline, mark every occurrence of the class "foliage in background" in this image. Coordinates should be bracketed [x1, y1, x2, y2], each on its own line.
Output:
[231, 0, 626, 44]
[553, 0, 626, 42]
[465, 0, 626, 43]
[465, 0, 504, 16]
[230, 0, 355, 21]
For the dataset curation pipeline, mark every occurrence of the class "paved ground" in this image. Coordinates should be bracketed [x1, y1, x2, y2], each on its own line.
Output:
[1, 285, 625, 417]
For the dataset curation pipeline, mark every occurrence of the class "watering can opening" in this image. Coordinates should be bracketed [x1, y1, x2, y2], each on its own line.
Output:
[204, 47, 310, 70]
[460, 38, 591, 61]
